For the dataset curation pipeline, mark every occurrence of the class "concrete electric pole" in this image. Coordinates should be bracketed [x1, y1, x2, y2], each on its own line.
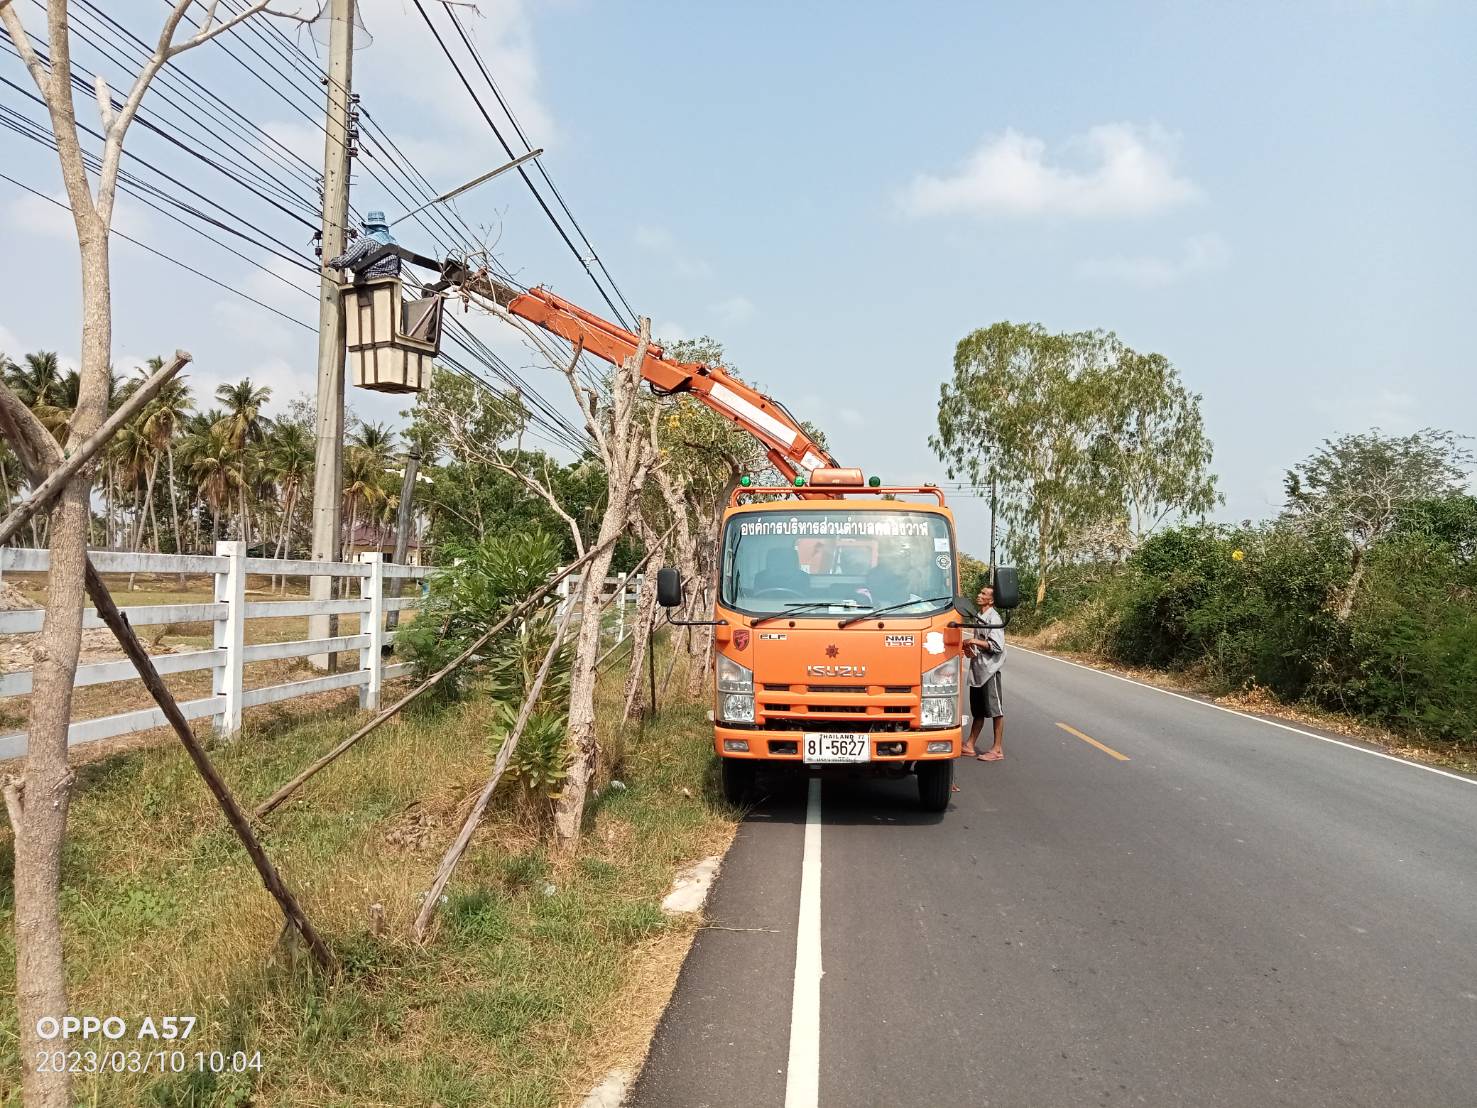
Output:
[308, 0, 355, 669]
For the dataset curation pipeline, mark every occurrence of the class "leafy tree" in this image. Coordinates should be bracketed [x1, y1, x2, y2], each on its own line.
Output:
[933, 323, 1219, 603]
[1093, 346, 1219, 540]
[1283, 428, 1473, 620]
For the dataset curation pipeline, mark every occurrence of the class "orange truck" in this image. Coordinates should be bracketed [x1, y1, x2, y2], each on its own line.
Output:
[470, 277, 1018, 810]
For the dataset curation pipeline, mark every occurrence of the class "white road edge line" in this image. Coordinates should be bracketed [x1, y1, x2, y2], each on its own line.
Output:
[1018, 646, 1476, 787]
[784, 776, 823, 1108]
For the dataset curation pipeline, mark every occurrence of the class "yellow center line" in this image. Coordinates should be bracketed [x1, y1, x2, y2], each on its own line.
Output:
[1056, 721, 1130, 762]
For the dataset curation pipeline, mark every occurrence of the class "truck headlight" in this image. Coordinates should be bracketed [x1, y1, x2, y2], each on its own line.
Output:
[719, 693, 755, 723]
[717, 655, 754, 722]
[920, 656, 959, 728]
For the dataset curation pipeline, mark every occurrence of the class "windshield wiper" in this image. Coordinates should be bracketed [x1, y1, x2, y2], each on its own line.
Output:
[751, 599, 860, 628]
[838, 595, 956, 628]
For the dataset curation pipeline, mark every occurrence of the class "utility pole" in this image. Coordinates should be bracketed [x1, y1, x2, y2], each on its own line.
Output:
[988, 469, 998, 586]
[308, 0, 355, 669]
[385, 449, 420, 634]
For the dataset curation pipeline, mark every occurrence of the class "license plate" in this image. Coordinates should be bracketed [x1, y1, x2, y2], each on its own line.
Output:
[803, 733, 870, 764]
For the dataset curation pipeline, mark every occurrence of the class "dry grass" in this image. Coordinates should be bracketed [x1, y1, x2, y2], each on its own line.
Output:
[0, 637, 735, 1106]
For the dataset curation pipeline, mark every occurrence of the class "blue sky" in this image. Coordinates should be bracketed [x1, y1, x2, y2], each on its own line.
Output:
[2, 0, 1474, 553]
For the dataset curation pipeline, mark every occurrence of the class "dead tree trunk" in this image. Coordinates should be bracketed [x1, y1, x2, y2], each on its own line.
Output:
[551, 321, 660, 848]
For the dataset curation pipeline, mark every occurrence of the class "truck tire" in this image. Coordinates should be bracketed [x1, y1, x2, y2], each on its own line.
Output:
[721, 758, 756, 806]
[917, 759, 952, 812]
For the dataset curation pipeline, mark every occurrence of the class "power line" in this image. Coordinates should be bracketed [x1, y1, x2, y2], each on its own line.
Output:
[0, 170, 316, 333]
[408, 0, 638, 331]
[445, 7, 639, 327]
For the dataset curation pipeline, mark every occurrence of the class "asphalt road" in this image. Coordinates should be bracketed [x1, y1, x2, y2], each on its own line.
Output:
[630, 648, 1477, 1108]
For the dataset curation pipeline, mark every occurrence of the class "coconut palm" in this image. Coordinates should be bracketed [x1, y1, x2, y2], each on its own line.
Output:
[140, 362, 193, 557]
[264, 421, 313, 586]
[341, 446, 388, 560]
[5, 351, 62, 408]
[349, 421, 397, 468]
[214, 379, 272, 547]
[183, 423, 244, 544]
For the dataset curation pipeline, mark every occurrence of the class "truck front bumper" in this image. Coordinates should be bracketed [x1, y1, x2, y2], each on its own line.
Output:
[713, 726, 961, 761]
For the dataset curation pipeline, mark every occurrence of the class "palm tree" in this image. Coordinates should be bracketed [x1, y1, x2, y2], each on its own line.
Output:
[6, 351, 62, 408]
[341, 446, 388, 561]
[349, 421, 397, 468]
[111, 417, 154, 551]
[140, 362, 193, 559]
[265, 421, 313, 589]
[214, 379, 272, 547]
[183, 424, 244, 545]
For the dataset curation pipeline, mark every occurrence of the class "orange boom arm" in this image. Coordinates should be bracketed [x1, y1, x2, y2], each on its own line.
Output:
[479, 279, 836, 482]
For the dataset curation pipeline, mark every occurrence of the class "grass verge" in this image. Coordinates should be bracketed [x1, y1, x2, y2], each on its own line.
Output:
[1, 648, 735, 1106]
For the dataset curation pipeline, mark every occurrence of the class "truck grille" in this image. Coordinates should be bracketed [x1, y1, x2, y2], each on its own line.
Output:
[756, 682, 918, 732]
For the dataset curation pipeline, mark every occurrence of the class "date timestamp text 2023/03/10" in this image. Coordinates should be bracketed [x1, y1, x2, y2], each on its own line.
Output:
[35, 1049, 264, 1075]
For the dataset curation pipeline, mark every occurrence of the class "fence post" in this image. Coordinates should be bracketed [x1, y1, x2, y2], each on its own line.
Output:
[360, 552, 385, 710]
[617, 571, 628, 644]
[214, 540, 246, 738]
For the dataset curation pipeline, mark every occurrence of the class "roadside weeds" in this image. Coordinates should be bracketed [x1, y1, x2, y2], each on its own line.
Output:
[0, 644, 737, 1106]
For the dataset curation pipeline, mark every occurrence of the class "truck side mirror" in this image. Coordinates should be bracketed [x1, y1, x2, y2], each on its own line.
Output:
[992, 566, 1021, 610]
[656, 567, 684, 609]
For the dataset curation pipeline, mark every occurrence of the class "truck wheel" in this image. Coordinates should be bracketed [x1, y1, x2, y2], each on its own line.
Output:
[721, 758, 756, 805]
[917, 759, 952, 812]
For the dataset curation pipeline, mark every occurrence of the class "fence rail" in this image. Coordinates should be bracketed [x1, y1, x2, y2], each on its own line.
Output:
[0, 543, 432, 759]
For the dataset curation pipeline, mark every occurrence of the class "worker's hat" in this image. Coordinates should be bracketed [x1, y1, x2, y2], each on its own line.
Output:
[363, 210, 388, 228]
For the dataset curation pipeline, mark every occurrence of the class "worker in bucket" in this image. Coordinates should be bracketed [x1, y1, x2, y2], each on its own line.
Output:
[325, 210, 402, 278]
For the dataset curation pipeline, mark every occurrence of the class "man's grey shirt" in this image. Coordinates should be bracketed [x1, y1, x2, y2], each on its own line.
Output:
[968, 606, 1006, 686]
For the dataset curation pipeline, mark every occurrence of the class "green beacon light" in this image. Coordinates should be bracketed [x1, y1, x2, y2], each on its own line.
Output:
[868, 475, 882, 487]
[794, 475, 807, 487]
[739, 475, 752, 487]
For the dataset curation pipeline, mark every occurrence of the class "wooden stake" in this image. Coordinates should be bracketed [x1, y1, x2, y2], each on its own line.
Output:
[412, 593, 579, 942]
[253, 536, 618, 819]
[82, 562, 336, 971]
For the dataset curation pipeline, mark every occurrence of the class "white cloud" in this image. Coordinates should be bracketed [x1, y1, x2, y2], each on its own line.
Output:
[8, 190, 150, 240]
[1075, 232, 1230, 286]
[711, 295, 755, 325]
[634, 224, 711, 279]
[653, 320, 689, 344]
[353, 1, 556, 169]
[212, 300, 294, 351]
[902, 123, 1199, 219]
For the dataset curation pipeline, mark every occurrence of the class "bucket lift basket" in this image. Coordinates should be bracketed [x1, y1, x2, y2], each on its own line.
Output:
[342, 276, 443, 394]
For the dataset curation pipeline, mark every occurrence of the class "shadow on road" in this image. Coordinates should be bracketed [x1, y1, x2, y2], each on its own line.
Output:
[738, 765, 948, 828]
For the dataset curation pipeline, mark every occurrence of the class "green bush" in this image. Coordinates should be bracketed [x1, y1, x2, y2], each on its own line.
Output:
[395, 529, 561, 697]
[1018, 506, 1476, 749]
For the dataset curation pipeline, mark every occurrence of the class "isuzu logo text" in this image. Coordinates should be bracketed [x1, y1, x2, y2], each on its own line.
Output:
[806, 664, 867, 678]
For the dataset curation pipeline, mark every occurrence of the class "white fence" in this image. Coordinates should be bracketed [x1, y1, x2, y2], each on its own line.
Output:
[560, 571, 644, 645]
[0, 542, 431, 759]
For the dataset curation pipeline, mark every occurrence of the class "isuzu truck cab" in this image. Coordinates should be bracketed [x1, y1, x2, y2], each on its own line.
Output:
[658, 469, 1018, 812]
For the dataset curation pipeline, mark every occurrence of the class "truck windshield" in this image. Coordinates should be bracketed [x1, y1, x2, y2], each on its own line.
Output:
[720, 509, 956, 617]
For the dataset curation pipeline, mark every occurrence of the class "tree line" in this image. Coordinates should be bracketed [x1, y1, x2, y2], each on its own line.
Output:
[934, 322, 1475, 749]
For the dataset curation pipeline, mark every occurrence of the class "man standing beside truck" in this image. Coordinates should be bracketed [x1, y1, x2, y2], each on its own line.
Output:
[963, 584, 1006, 760]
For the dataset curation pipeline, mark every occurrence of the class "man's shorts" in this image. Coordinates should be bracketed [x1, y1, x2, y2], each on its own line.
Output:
[969, 672, 1005, 719]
